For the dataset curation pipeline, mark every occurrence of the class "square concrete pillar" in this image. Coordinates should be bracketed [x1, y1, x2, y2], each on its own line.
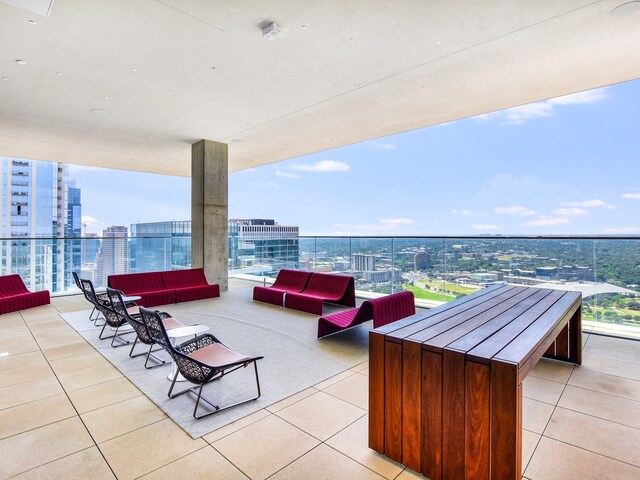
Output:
[191, 140, 228, 291]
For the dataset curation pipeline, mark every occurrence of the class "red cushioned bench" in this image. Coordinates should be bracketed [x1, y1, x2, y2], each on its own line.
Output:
[108, 268, 220, 307]
[317, 290, 415, 338]
[253, 269, 312, 307]
[0, 274, 50, 314]
[162, 269, 220, 303]
[284, 272, 356, 315]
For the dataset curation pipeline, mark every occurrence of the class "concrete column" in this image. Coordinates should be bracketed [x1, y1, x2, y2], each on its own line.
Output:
[191, 140, 228, 291]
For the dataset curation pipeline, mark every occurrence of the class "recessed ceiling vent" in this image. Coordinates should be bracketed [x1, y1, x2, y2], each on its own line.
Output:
[0, 0, 54, 16]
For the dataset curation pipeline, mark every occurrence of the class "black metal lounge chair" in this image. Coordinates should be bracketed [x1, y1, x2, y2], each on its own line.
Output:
[106, 287, 183, 369]
[139, 306, 264, 419]
[82, 279, 135, 347]
[73, 271, 109, 325]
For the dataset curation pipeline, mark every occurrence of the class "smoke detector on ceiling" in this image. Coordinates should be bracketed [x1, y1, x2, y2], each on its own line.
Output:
[262, 21, 281, 39]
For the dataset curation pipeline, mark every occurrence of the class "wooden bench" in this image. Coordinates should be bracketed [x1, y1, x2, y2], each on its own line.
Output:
[317, 291, 415, 338]
[369, 285, 582, 480]
[252, 269, 312, 307]
[284, 272, 356, 315]
[0, 274, 50, 314]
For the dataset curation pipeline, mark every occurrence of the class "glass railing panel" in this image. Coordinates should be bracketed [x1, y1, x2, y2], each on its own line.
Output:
[393, 237, 449, 304]
[349, 237, 394, 293]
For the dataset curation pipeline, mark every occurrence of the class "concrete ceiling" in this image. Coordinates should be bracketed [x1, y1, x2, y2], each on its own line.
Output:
[1, 0, 639, 176]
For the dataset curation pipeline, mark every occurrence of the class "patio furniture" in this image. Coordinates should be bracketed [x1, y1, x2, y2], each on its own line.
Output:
[165, 324, 211, 381]
[317, 290, 415, 338]
[108, 268, 220, 307]
[369, 285, 582, 480]
[83, 279, 135, 347]
[108, 271, 175, 307]
[284, 272, 356, 315]
[106, 287, 183, 369]
[0, 274, 50, 315]
[161, 268, 220, 303]
[139, 306, 264, 419]
[73, 271, 109, 323]
[253, 269, 312, 307]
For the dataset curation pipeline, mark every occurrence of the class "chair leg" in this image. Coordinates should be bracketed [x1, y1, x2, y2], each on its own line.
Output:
[143, 345, 167, 369]
[99, 323, 132, 345]
[128, 337, 139, 357]
[110, 326, 132, 347]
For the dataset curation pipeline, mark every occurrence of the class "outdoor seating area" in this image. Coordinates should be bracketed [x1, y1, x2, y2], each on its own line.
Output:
[2, 279, 639, 480]
[0, 274, 50, 315]
[317, 290, 416, 339]
[68, 274, 264, 420]
[253, 269, 356, 315]
[107, 268, 220, 307]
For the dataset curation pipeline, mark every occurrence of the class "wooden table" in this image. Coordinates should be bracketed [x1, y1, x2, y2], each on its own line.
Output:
[369, 285, 581, 480]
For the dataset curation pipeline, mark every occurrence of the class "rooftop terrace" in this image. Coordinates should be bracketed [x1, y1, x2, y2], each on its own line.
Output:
[1, 279, 639, 479]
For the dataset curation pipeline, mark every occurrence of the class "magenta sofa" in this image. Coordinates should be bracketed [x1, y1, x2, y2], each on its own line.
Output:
[284, 272, 356, 315]
[108, 268, 219, 307]
[317, 290, 415, 338]
[0, 274, 50, 314]
[253, 269, 313, 307]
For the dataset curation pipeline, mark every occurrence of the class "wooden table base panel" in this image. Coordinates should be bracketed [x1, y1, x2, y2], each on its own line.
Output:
[369, 287, 581, 480]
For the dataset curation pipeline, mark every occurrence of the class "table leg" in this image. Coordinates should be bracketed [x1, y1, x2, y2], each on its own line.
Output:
[465, 361, 490, 480]
[490, 360, 521, 480]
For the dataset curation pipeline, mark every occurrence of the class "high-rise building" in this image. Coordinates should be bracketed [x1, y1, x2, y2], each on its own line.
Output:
[228, 219, 299, 275]
[83, 232, 101, 265]
[129, 219, 299, 277]
[65, 182, 82, 289]
[414, 251, 431, 270]
[96, 226, 129, 287]
[0, 157, 67, 292]
[352, 254, 376, 272]
[130, 221, 191, 272]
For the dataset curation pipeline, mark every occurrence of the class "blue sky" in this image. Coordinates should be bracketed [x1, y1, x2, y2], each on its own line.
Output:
[71, 79, 640, 236]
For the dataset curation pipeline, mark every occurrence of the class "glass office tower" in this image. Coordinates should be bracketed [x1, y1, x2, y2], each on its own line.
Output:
[0, 157, 67, 292]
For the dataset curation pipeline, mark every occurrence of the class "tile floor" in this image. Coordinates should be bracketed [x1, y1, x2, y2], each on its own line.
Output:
[1, 295, 640, 479]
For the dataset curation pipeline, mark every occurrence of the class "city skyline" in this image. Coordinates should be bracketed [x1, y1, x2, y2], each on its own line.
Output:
[67, 79, 640, 237]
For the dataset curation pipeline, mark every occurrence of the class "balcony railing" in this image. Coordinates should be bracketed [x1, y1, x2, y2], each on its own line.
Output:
[1, 234, 639, 339]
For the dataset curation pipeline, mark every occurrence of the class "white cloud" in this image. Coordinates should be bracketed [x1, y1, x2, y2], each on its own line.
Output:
[81, 215, 102, 230]
[551, 208, 589, 217]
[561, 199, 616, 209]
[621, 193, 640, 200]
[275, 170, 301, 179]
[603, 227, 640, 234]
[380, 218, 415, 225]
[291, 160, 350, 172]
[495, 205, 537, 216]
[475, 87, 608, 125]
[471, 224, 502, 231]
[522, 216, 571, 227]
[451, 209, 487, 217]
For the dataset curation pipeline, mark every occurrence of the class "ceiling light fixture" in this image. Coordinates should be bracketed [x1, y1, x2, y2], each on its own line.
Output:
[92, 108, 108, 115]
[611, 1, 640, 16]
[262, 21, 281, 39]
[2, 77, 8, 81]
[28, 19, 36, 24]
[56, 72, 62, 76]
[15, 59, 27, 65]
